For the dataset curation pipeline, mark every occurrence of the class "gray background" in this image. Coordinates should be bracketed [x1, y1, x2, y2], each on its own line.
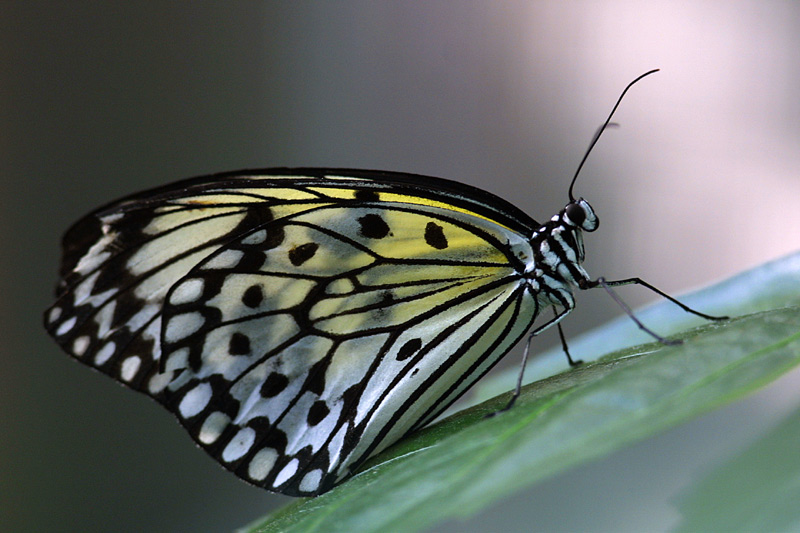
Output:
[3, 3, 799, 531]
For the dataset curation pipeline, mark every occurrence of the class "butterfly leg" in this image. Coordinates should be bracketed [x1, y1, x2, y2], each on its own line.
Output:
[556, 321, 582, 367]
[581, 276, 728, 346]
[488, 306, 574, 417]
[597, 276, 727, 321]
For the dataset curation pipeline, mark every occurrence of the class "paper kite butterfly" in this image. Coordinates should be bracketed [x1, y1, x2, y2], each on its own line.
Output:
[43, 70, 723, 496]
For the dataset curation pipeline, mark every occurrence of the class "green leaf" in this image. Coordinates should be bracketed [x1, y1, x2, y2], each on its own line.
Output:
[244, 251, 800, 533]
[673, 402, 800, 532]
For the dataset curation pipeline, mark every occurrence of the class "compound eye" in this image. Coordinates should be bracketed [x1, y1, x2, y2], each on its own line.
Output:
[565, 202, 585, 226]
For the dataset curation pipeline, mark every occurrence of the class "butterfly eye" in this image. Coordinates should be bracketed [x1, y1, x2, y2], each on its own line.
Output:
[564, 202, 585, 226]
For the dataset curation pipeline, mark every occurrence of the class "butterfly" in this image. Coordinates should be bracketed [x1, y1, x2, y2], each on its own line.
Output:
[43, 70, 722, 496]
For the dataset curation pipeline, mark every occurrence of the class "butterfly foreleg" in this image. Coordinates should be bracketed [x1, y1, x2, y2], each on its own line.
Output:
[580, 276, 728, 346]
[593, 277, 727, 321]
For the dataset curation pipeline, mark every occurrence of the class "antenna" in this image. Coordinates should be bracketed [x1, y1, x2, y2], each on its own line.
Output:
[567, 69, 660, 201]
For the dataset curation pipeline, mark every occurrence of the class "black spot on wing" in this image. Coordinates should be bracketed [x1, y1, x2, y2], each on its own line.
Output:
[260, 372, 289, 398]
[354, 189, 379, 201]
[380, 291, 394, 304]
[237, 202, 273, 230]
[303, 358, 330, 396]
[373, 291, 394, 318]
[424, 222, 448, 249]
[288, 243, 318, 266]
[264, 226, 286, 250]
[396, 338, 422, 361]
[306, 400, 330, 426]
[357, 214, 391, 239]
[228, 332, 251, 355]
[241, 285, 263, 308]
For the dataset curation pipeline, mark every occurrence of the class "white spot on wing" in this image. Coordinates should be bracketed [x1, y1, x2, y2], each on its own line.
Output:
[148, 370, 173, 394]
[241, 229, 267, 245]
[248, 448, 278, 481]
[56, 316, 77, 336]
[101, 213, 124, 224]
[48, 307, 62, 324]
[299, 469, 323, 493]
[273, 458, 299, 487]
[164, 312, 204, 342]
[222, 427, 256, 462]
[202, 249, 244, 270]
[199, 411, 230, 444]
[94, 341, 116, 365]
[72, 336, 90, 356]
[179, 382, 212, 419]
[120, 356, 141, 382]
[169, 278, 205, 305]
[94, 300, 116, 339]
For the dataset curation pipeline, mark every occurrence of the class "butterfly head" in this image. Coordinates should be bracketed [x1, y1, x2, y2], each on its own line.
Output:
[563, 198, 598, 232]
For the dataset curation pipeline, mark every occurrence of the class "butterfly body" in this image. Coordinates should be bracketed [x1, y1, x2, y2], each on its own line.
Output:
[44, 168, 596, 495]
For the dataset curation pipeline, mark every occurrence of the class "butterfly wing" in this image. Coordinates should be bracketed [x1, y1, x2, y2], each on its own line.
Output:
[45, 172, 335, 391]
[44, 169, 540, 496]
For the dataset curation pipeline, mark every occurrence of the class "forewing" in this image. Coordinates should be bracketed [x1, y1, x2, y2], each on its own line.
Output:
[158, 203, 537, 495]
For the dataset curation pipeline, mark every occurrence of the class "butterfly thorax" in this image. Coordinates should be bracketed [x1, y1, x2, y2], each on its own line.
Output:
[524, 198, 598, 309]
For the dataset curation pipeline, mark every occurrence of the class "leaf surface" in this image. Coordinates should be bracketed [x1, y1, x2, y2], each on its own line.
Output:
[245, 251, 800, 533]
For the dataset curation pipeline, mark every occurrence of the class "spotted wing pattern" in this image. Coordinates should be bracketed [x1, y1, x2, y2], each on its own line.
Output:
[44, 169, 540, 496]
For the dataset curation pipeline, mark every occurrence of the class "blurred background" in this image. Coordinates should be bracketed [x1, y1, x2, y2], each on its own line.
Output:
[3, 3, 799, 531]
